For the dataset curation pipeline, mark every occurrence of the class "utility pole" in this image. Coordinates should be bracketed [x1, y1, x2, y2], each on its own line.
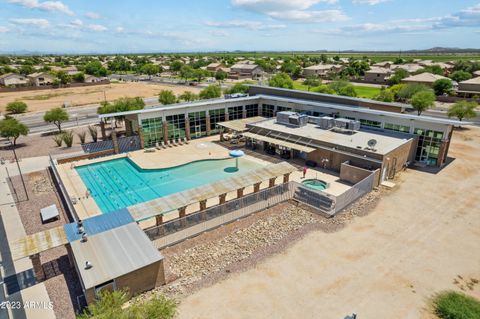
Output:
[10, 142, 28, 201]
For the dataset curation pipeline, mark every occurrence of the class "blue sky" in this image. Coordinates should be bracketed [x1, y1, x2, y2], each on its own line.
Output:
[0, 0, 479, 53]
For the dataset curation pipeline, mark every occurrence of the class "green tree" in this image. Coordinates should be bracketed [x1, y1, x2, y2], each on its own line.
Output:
[178, 91, 199, 102]
[397, 83, 431, 102]
[18, 64, 34, 75]
[215, 70, 227, 81]
[84, 61, 107, 77]
[303, 76, 321, 91]
[374, 87, 394, 102]
[141, 64, 161, 79]
[433, 79, 453, 96]
[328, 81, 357, 97]
[56, 70, 71, 85]
[44, 107, 69, 133]
[447, 101, 478, 122]
[199, 85, 221, 99]
[224, 83, 249, 95]
[179, 65, 194, 81]
[0, 118, 29, 146]
[268, 73, 294, 89]
[411, 90, 435, 115]
[72, 72, 85, 82]
[192, 69, 210, 82]
[281, 61, 302, 78]
[388, 69, 409, 85]
[158, 90, 177, 105]
[449, 70, 472, 83]
[311, 85, 335, 94]
[170, 60, 184, 73]
[6, 101, 28, 114]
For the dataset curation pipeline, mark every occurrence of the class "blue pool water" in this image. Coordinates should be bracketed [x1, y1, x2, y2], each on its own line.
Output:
[75, 157, 263, 214]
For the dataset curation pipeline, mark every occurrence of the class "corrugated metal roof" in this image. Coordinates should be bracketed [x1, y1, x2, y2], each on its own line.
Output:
[128, 162, 296, 221]
[64, 208, 134, 243]
[71, 222, 163, 290]
[10, 226, 68, 261]
[243, 132, 316, 153]
[217, 116, 267, 132]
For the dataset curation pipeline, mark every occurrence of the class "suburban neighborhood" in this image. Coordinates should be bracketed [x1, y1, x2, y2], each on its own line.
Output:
[0, 1, 479, 319]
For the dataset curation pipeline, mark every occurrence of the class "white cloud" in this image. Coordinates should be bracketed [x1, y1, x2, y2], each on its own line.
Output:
[85, 12, 101, 19]
[10, 18, 50, 28]
[205, 20, 286, 30]
[8, 0, 73, 15]
[232, 0, 347, 23]
[86, 24, 108, 32]
[352, 0, 389, 5]
[70, 19, 83, 27]
[0, 26, 9, 33]
[209, 30, 229, 37]
[116, 26, 124, 33]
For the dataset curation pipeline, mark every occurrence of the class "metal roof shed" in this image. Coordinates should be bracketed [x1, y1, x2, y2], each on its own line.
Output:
[70, 222, 165, 303]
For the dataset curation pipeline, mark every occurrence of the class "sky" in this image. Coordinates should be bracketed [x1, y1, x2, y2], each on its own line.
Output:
[0, 0, 479, 53]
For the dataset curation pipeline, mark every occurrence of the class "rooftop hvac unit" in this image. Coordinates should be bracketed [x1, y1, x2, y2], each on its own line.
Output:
[347, 120, 361, 131]
[317, 116, 334, 129]
[334, 118, 350, 129]
[276, 111, 308, 127]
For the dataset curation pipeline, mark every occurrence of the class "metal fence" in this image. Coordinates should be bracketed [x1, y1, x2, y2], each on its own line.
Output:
[334, 171, 376, 213]
[81, 135, 140, 154]
[48, 154, 78, 221]
[290, 181, 336, 216]
[146, 183, 293, 249]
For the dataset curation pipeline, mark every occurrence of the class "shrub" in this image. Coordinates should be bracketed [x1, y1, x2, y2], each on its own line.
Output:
[199, 85, 222, 99]
[433, 79, 453, 96]
[449, 70, 472, 83]
[62, 130, 74, 147]
[224, 83, 249, 95]
[158, 90, 177, 105]
[328, 81, 357, 97]
[433, 291, 480, 319]
[268, 72, 294, 89]
[397, 83, 431, 101]
[374, 87, 394, 102]
[311, 85, 335, 95]
[53, 134, 63, 147]
[77, 289, 176, 319]
[88, 125, 98, 142]
[77, 131, 86, 144]
[6, 101, 28, 114]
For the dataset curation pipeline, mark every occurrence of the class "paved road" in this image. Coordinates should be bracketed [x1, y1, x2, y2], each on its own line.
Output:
[14, 96, 159, 135]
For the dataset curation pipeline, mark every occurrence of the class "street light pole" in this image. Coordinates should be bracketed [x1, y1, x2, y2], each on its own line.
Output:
[10, 142, 28, 201]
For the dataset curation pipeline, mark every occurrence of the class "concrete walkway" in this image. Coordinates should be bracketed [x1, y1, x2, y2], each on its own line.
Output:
[0, 156, 55, 319]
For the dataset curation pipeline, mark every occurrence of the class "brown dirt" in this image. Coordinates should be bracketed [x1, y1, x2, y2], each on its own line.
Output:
[0, 82, 201, 113]
[176, 126, 480, 319]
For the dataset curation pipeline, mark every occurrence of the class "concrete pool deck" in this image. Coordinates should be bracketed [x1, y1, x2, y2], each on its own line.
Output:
[56, 136, 351, 224]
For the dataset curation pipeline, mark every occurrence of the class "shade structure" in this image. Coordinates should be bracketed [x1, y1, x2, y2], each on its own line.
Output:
[229, 150, 245, 158]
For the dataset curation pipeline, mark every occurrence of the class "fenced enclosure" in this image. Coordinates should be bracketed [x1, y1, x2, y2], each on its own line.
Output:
[146, 183, 293, 249]
[82, 135, 140, 154]
[291, 181, 336, 215]
[334, 170, 377, 213]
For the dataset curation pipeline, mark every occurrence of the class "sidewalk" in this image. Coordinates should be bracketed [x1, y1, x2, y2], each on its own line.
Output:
[0, 156, 55, 319]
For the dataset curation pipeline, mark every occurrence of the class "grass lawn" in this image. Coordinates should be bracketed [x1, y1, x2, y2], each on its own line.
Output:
[292, 81, 381, 99]
[353, 85, 381, 99]
[432, 291, 480, 319]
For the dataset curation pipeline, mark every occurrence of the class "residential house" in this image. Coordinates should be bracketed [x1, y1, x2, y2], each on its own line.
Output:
[364, 67, 392, 84]
[229, 63, 263, 79]
[391, 64, 424, 74]
[402, 72, 450, 87]
[206, 63, 225, 72]
[457, 77, 480, 96]
[302, 64, 344, 78]
[372, 61, 394, 68]
[84, 75, 101, 83]
[28, 72, 56, 86]
[0, 73, 29, 87]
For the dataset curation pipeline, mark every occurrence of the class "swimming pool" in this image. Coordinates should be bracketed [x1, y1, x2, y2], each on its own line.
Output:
[75, 157, 264, 214]
[301, 179, 328, 191]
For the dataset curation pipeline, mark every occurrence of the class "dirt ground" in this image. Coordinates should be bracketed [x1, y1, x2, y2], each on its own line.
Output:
[0, 82, 201, 113]
[176, 126, 480, 319]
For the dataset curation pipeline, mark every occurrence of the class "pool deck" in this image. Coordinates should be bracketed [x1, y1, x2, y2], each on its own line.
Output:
[56, 135, 351, 225]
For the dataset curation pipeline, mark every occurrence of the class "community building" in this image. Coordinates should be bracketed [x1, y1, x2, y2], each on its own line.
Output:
[100, 85, 463, 170]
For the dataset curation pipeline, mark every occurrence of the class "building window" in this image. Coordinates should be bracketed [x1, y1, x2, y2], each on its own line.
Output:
[277, 106, 291, 113]
[384, 123, 410, 133]
[359, 118, 382, 129]
[209, 108, 225, 134]
[166, 114, 186, 140]
[141, 117, 163, 147]
[188, 111, 207, 139]
[262, 104, 275, 117]
[228, 106, 243, 120]
[245, 104, 258, 118]
[413, 128, 444, 166]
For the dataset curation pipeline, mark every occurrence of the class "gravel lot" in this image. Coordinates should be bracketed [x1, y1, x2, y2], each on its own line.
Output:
[8, 169, 82, 319]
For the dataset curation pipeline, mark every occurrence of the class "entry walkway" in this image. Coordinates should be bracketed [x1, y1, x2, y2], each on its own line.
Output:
[0, 157, 55, 319]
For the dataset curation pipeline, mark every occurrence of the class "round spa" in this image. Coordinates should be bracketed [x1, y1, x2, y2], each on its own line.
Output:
[301, 179, 328, 191]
